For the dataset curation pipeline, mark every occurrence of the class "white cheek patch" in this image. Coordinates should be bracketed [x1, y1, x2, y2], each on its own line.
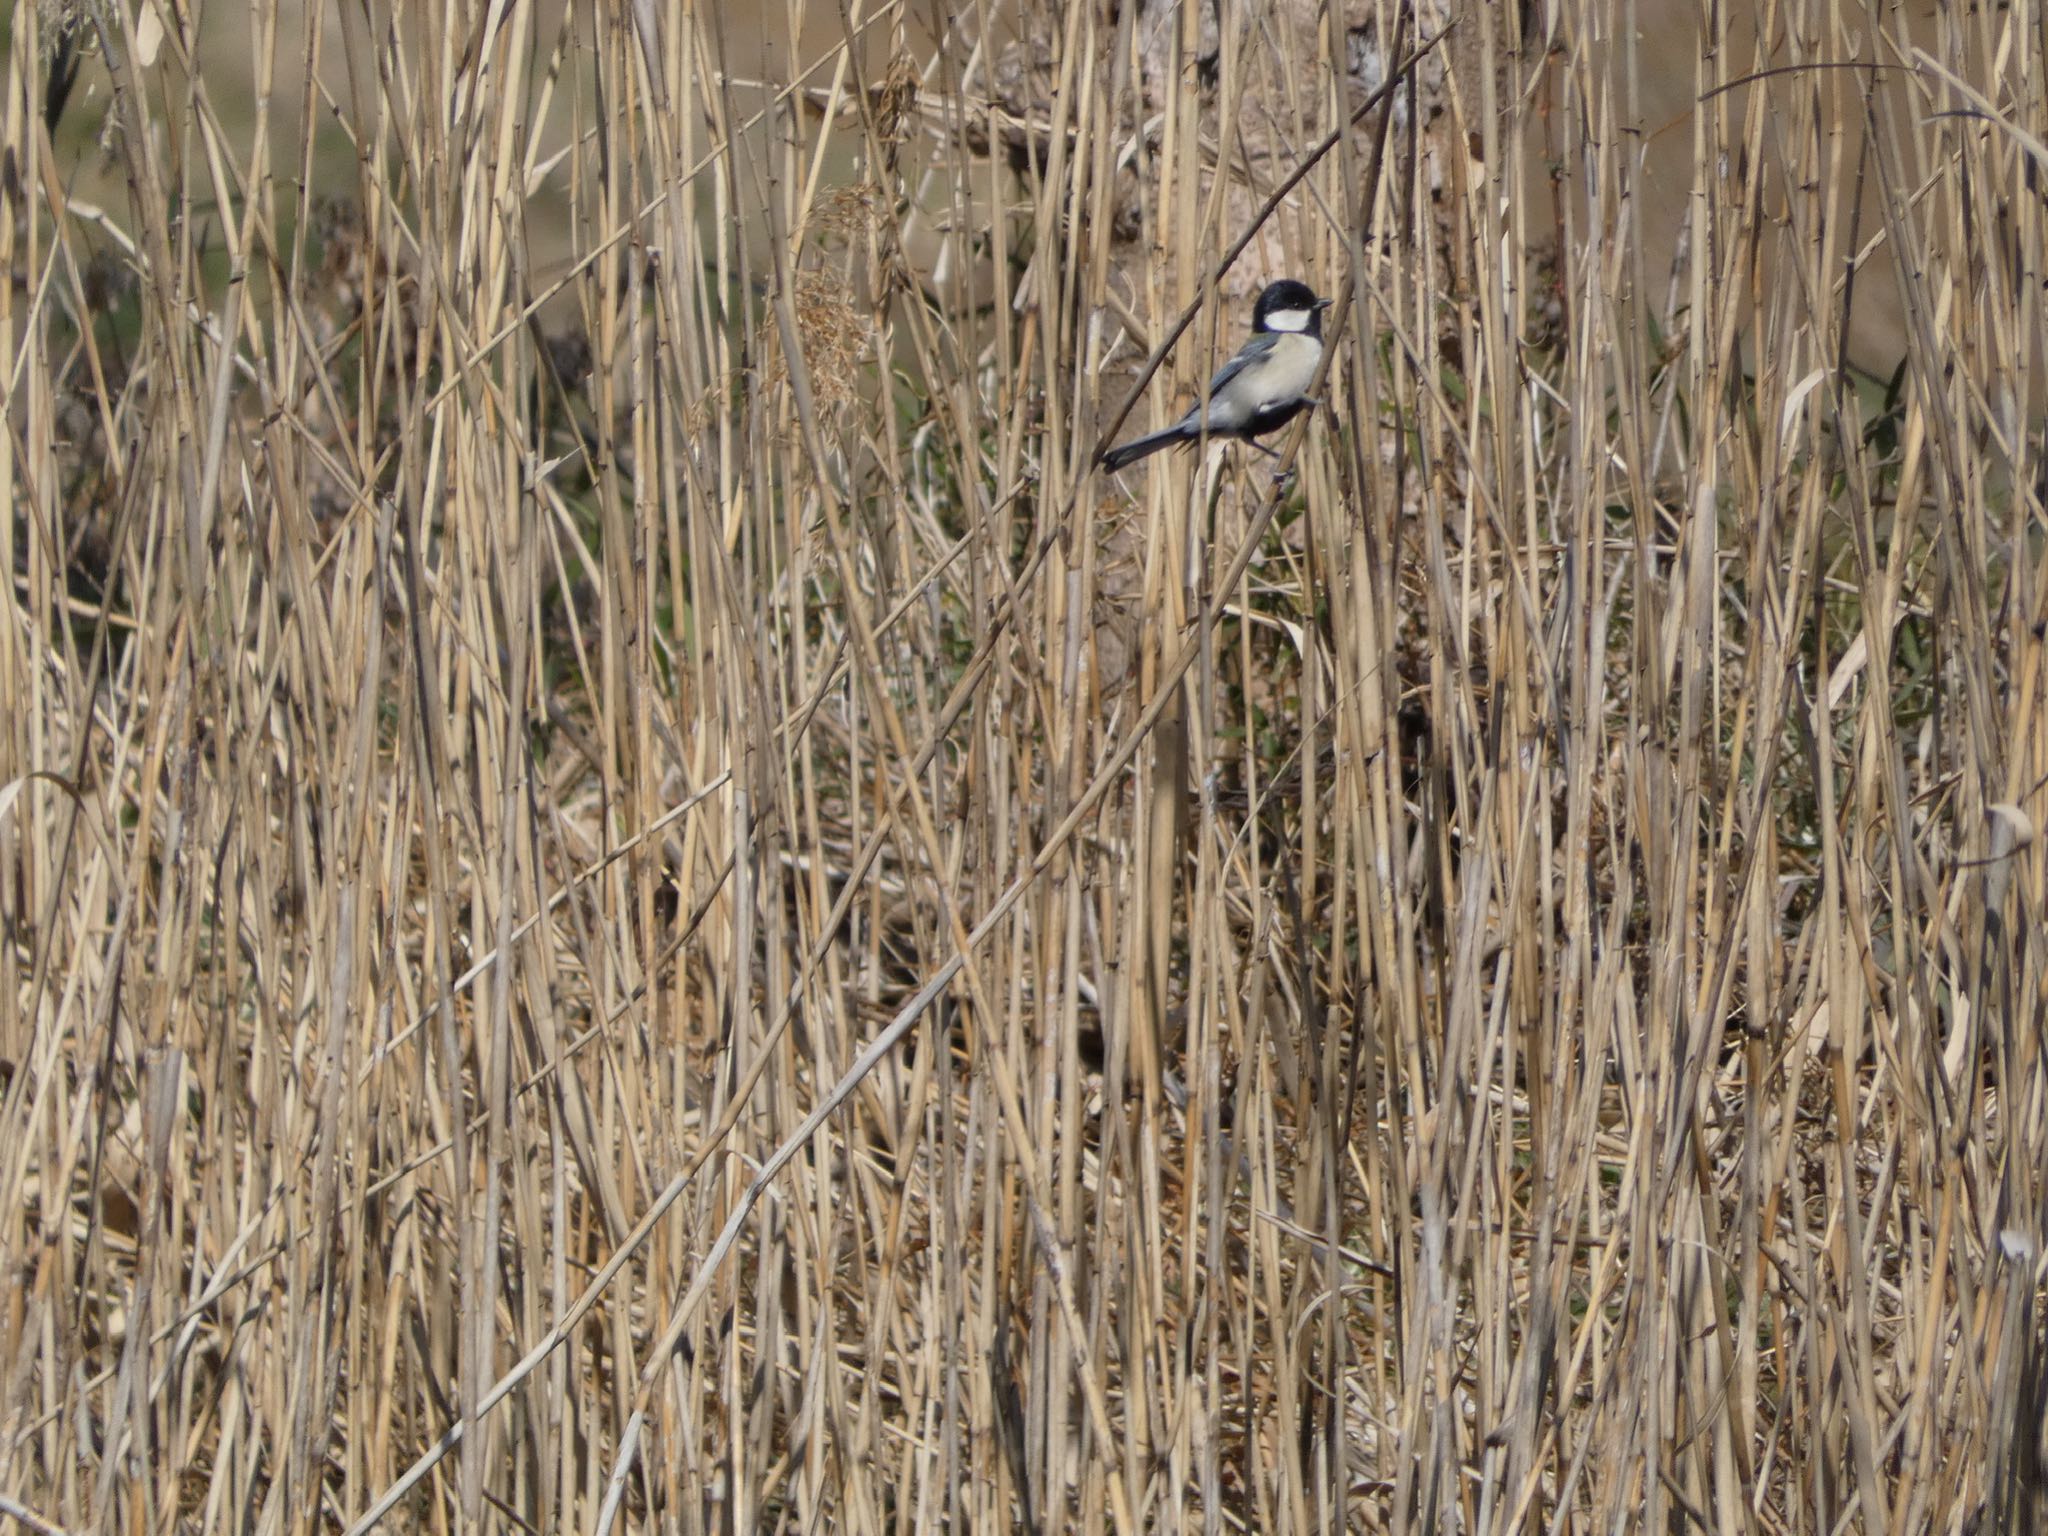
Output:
[1264, 308, 1312, 332]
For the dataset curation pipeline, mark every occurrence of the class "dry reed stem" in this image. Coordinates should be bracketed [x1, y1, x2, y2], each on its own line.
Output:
[2, 0, 2045, 1531]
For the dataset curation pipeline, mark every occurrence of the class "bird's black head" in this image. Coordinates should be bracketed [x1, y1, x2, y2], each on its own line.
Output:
[1251, 279, 1331, 337]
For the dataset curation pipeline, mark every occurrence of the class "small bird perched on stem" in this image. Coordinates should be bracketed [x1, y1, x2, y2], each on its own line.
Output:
[1100, 279, 1332, 473]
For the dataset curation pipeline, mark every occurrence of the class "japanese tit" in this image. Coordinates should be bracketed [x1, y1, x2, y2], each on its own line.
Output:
[1101, 280, 1331, 473]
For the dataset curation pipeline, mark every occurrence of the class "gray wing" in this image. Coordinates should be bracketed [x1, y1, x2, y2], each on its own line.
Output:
[1203, 332, 1281, 398]
[1172, 333, 1284, 432]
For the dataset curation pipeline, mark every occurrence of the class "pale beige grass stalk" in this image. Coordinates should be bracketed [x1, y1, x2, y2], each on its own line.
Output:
[2, 0, 2044, 1531]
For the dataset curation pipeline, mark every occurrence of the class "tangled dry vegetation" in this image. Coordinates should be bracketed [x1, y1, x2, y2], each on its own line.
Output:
[3, 0, 2046, 1530]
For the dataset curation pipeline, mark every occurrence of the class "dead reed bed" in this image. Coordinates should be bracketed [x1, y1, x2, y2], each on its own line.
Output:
[3, 0, 2045, 1528]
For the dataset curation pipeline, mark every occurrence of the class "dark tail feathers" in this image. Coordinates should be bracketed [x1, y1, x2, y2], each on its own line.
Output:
[1100, 426, 1189, 474]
